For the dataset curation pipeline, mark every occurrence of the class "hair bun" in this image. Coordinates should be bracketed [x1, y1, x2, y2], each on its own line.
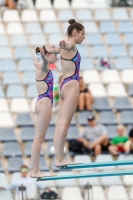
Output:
[35, 47, 40, 55]
[68, 19, 76, 25]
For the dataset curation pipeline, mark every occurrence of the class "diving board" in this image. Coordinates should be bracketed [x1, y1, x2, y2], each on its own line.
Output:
[37, 170, 133, 181]
[59, 160, 133, 170]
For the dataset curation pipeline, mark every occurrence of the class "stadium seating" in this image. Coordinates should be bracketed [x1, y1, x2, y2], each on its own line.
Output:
[0, 59, 16, 72]
[7, 157, 24, 173]
[62, 187, 84, 200]
[114, 97, 132, 111]
[107, 186, 129, 200]
[0, 128, 17, 142]
[1, 2, 133, 199]
[3, 142, 22, 157]
[89, 186, 106, 200]
[56, 172, 78, 187]
[79, 171, 101, 186]
[101, 176, 123, 186]
[95, 154, 116, 170]
[107, 125, 118, 139]
[99, 111, 118, 125]
[16, 113, 34, 126]
[93, 98, 111, 111]
[0, 163, 4, 172]
[20, 126, 35, 142]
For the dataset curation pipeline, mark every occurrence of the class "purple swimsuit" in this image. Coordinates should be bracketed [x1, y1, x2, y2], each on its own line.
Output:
[36, 70, 53, 106]
[60, 51, 81, 91]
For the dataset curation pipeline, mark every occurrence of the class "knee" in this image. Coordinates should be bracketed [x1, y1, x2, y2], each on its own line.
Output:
[85, 93, 90, 98]
[108, 145, 114, 152]
[34, 134, 44, 144]
[102, 134, 108, 141]
[95, 144, 101, 150]
[59, 121, 70, 130]
[79, 93, 85, 100]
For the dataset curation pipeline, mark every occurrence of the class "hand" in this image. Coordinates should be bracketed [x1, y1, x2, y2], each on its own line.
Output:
[59, 40, 66, 49]
[34, 58, 39, 68]
[40, 48, 48, 62]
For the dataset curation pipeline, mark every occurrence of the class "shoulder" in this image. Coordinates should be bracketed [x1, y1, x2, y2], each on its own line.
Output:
[97, 124, 107, 133]
[97, 124, 106, 129]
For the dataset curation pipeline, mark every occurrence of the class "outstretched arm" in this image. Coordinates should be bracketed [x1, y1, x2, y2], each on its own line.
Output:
[34, 48, 49, 72]
[45, 44, 60, 54]
[59, 40, 75, 51]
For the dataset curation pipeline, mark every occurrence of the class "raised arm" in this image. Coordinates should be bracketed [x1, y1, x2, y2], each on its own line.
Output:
[45, 44, 60, 54]
[34, 48, 49, 72]
[59, 40, 74, 51]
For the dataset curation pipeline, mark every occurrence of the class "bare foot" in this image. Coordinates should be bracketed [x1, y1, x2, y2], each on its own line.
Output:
[55, 159, 76, 167]
[30, 169, 48, 178]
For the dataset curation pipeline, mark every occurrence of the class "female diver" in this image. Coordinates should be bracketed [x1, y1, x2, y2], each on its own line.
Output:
[30, 46, 57, 178]
[45, 19, 85, 167]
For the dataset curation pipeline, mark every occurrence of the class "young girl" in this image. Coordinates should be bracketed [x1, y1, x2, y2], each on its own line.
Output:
[30, 46, 57, 178]
[45, 19, 85, 167]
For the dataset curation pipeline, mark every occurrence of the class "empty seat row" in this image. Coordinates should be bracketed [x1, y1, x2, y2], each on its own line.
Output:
[2, 154, 133, 173]
[0, 112, 34, 127]
[0, 110, 76, 127]
[87, 33, 133, 45]
[1, 21, 132, 36]
[83, 70, 133, 84]
[1, 45, 133, 59]
[1, 109, 133, 127]
[1, 21, 133, 35]
[0, 34, 46, 46]
[3, 156, 48, 173]
[1, 7, 133, 22]
[0, 57, 133, 72]
[94, 97, 132, 111]
[3, 70, 133, 87]
[0, 59, 35, 72]
[1, 71, 59, 85]
[0, 124, 79, 143]
[0, 85, 37, 98]
[89, 83, 127, 97]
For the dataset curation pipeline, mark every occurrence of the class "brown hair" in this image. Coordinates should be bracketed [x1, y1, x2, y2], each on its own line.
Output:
[67, 19, 84, 37]
[20, 165, 28, 170]
[35, 46, 48, 55]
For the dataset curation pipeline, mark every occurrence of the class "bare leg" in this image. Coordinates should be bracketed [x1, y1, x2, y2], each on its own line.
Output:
[85, 92, 94, 111]
[78, 93, 85, 111]
[94, 144, 101, 156]
[91, 135, 109, 149]
[54, 99, 64, 158]
[30, 98, 52, 178]
[54, 81, 80, 167]
[108, 145, 118, 156]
